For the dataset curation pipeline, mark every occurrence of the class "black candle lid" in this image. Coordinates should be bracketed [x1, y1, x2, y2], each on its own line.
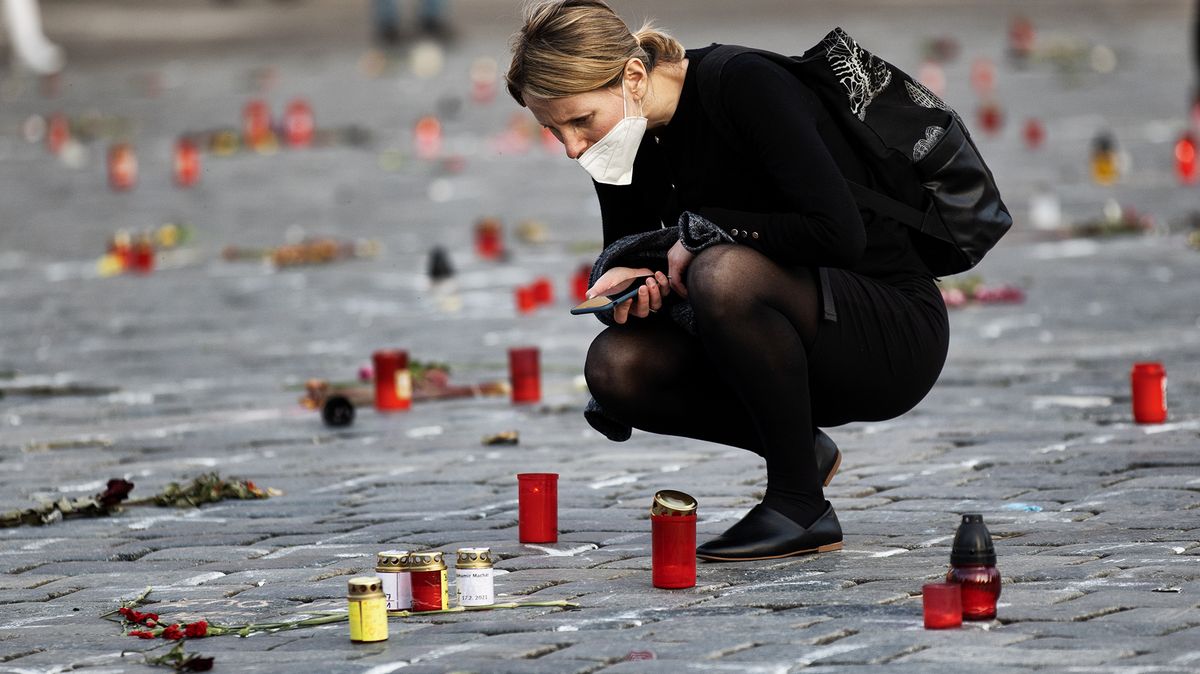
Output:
[950, 513, 997, 566]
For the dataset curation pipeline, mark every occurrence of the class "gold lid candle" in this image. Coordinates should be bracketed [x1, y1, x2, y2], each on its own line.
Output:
[375, 550, 412, 611]
[347, 577, 388, 642]
[650, 490, 697, 589]
[403, 551, 448, 612]
[455, 548, 495, 607]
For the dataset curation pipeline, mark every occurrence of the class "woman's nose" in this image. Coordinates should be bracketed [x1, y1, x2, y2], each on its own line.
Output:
[564, 135, 588, 160]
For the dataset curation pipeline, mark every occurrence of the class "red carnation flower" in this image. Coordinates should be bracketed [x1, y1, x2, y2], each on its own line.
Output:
[161, 624, 185, 640]
[184, 621, 208, 638]
[98, 479, 135, 507]
[129, 630, 156, 639]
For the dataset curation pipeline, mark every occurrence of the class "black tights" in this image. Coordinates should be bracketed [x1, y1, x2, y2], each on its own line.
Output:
[585, 244, 948, 528]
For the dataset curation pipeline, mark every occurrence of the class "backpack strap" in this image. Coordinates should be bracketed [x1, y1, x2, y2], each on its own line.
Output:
[695, 44, 928, 232]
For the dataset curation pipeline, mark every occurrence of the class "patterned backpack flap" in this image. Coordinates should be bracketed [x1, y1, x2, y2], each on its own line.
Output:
[697, 28, 1012, 276]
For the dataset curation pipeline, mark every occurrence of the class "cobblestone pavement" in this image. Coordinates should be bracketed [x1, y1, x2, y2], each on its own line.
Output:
[1, 1, 1199, 672]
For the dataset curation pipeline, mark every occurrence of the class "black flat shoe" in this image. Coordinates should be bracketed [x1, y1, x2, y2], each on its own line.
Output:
[696, 501, 843, 562]
[815, 430, 842, 487]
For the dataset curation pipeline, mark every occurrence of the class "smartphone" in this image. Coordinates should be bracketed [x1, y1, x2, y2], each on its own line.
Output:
[570, 274, 655, 315]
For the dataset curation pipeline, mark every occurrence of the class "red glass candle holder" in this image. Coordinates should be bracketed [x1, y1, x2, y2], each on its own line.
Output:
[107, 143, 138, 192]
[414, 115, 442, 160]
[242, 99, 272, 147]
[47, 113, 70, 155]
[372, 349, 412, 412]
[515, 285, 537, 315]
[1131, 362, 1167, 424]
[531, 277, 553, 306]
[508, 347, 540, 403]
[475, 219, 503, 260]
[922, 582, 963, 629]
[517, 473, 557, 543]
[1175, 133, 1196, 184]
[946, 564, 1001, 620]
[571, 264, 592, 303]
[173, 137, 200, 187]
[284, 98, 314, 148]
[130, 236, 155, 274]
[410, 568, 447, 612]
[651, 513, 696, 589]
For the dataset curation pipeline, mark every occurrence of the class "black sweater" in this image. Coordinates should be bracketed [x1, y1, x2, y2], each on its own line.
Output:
[594, 44, 931, 283]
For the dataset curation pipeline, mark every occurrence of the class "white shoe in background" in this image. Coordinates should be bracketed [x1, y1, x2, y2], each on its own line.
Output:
[3, 0, 65, 75]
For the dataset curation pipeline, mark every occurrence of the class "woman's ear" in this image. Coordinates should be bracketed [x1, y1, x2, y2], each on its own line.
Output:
[624, 58, 649, 101]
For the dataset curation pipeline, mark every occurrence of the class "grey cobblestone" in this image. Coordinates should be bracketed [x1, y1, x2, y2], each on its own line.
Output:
[1, 0, 1199, 672]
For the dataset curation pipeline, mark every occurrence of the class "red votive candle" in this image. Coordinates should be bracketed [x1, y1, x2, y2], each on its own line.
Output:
[948, 564, 1001, 620]
[474, 218, 503, 259]
[403, 551, 448, 612]
[651, 490, 697, 589]
[1131, 362, 1167, 424]
[923, 582, 963, 629]
[531, 276, 553, 306]
[107, 143, 138, 192]
[173, 137, 201, 188]
[515, 285, 537, 314]
[517, 473, 557, 543]
[372, 349, 412, 412]
[571, 264, 592, 303]
[508, 347, 540, 403]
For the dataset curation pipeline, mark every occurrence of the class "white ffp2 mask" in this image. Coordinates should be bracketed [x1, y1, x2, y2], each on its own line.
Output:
[577, 81, 647, 186]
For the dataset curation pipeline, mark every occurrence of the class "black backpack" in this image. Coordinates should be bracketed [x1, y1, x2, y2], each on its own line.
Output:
[696, 28, 1012, 276]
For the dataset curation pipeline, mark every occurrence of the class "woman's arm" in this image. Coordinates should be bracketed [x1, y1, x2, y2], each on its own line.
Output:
[689, 53, 866, 269]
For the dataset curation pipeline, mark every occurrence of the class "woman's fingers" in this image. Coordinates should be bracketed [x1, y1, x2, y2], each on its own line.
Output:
[653, 271, 670, 299]
[647, 277, 663, 312]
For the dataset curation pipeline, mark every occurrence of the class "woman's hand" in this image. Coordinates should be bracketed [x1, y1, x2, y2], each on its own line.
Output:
[587, 266, 672, 325]
[666, 239, 694, 299]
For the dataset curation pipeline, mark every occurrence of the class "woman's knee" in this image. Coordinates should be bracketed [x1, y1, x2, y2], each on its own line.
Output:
[685, 245, 751, 318]
[584, 329, 640, 404]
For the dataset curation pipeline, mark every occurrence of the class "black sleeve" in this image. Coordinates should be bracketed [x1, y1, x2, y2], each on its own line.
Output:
[594, 135, 673, 248]
[693, 54, 866, 269]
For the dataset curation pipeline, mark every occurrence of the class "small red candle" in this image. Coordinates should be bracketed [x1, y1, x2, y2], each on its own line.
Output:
[414, 115, 442, 160]
[1175, 133, 1196, 184]
[1023, 118, 1045, 150]
[1131, 362, 1167, 424]
[922, 582, 962, 629]
[372, 349, 412, 412]
[475, 218, 503, 260]
[531, 276, 553, 306]
[517, 473, 557, 543]
[130, 235, 155, 274]
[173, 137, 200, 187]
[947, 565, 1001, 620]
[283, 98, 314, 148]
[571, 264, 592, 302]
[977, 102, 1003, 136]
[508, 347, 540, 403]
[107, 143, 138, 192]
[651, 490, 697, 589]
[515, 285, 537, 315]
[404, 552, 448, 612]
[47, 113, 70, 155]
[242, 99, 272, 148]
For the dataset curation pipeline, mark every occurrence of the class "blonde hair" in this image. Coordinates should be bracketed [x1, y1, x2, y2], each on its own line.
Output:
[506, 0, 685, 107]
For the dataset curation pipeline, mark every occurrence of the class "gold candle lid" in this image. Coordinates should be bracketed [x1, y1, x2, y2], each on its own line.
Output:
[651, 490, 698, 517]
[347, 576, 385, 599]
[401, 550, 446, 572]
[375, 550, 408, 571]
[455, 547, 493, 569]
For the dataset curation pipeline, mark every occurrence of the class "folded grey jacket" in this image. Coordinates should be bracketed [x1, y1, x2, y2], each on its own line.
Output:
[582, 212, 733, 442]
